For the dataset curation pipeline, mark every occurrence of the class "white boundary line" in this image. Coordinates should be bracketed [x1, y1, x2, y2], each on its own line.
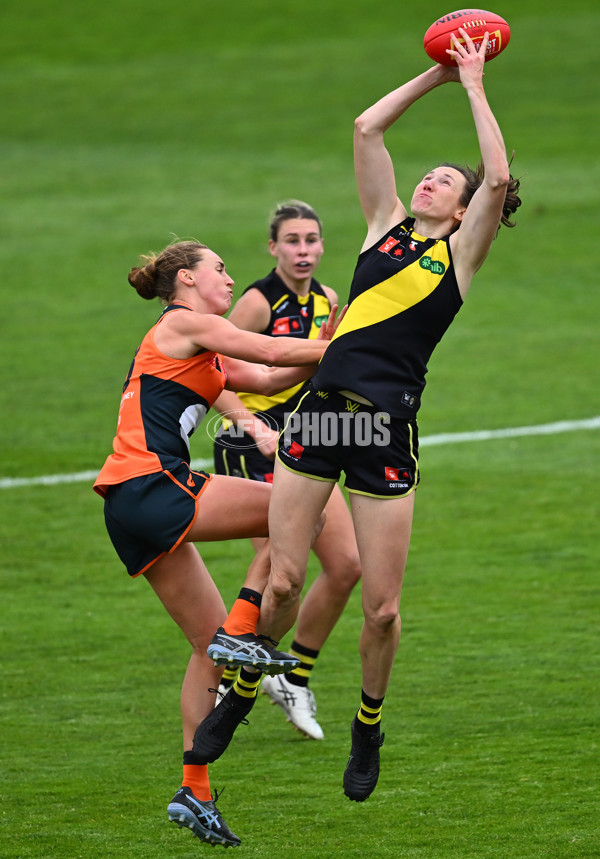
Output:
[1, 416, 599, 490]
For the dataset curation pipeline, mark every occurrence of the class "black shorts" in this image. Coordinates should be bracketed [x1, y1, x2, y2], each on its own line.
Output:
[214, 439, 275, 483]
[277, 385, 420, 498]
[103, 462, 212, 577]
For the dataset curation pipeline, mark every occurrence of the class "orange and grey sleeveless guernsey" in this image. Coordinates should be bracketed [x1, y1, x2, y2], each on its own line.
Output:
[94, 303, 226, 497]
[235, 270, 332, 424]
[312, 218, 463, 418]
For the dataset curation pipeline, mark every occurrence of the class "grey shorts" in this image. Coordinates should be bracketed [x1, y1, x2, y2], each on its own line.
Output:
[103, 462, 212, 576]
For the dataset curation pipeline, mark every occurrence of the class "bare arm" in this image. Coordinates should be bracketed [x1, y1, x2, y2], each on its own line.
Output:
[220, 299, 343, 394]
[229, 282, 339, 331]
[221, 356, 317, 397]
[154, 309, 327, 366]
[449, 30, 511, 290]
[354, 64, 456, 250]
[212, 388, 279, 458]
[221, 302, 345, 395]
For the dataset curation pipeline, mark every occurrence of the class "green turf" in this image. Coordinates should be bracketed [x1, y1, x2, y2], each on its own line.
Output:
[1, 0, 599, 856]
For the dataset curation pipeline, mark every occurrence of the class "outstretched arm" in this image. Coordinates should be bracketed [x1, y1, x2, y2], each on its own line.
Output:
[155, 310, 327, 366]
[449, 29, 510, 286]
[354, 63, 457, 250]
[221, 303, 345, 395]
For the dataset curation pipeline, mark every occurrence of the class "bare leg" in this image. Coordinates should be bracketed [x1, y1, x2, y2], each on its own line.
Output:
[259, 460, 335, 642]
[144, 476, 276, 748]
[189, 476, 274, 600]
[349, 491, 415, 699]
[144, 542, 227, 749]
[294, 485, 361, 651]
[187, 474, 271, 542]
[248, 487, 358, 650]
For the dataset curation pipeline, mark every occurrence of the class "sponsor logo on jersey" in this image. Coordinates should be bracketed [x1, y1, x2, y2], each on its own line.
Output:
[379, 236, 400, 254]
[419, 256, 446, 275]
[379, 236, 408, 259]
[313, 314, 329, 328]
[272, 316, 303, 335]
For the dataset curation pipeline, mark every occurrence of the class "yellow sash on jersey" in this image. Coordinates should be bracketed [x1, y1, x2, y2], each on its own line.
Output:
[331, 239, 450, 342]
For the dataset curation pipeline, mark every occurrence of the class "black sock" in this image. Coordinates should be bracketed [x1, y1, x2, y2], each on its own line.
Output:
[183, 749, 206, 766]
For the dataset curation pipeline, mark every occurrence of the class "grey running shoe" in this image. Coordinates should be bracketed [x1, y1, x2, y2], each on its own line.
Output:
[343, 716, 385, 802]
[261, 674, 324, 740]
[168, 786, 241, 847]
[193, 688, 256, 764]
[207, 627, 300, 674]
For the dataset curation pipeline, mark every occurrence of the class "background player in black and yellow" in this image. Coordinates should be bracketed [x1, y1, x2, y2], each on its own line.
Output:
[212, 201, 361, 740]
[226, 31, 522, 802]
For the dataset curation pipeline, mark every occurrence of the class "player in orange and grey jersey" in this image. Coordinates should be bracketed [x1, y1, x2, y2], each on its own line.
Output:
[94, 238, 343, 847]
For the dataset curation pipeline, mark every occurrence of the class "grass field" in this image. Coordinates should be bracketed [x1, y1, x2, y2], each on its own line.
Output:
[1, 1, 599, 856]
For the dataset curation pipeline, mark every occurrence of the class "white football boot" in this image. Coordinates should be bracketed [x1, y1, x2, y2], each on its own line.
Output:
[261, 674, 324, 740]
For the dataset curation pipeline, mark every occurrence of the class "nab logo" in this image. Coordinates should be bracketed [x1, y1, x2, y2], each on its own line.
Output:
[273, 316, 303, 335]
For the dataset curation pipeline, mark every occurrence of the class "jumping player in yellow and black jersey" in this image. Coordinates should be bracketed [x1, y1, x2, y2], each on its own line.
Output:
[312, 216, 462, 419]
[211, 201, 361, 742]
[200, 31, 522, 803]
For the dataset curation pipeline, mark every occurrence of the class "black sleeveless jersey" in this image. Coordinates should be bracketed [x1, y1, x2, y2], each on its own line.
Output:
[312, 218, 463, 418]
[236, 269, 332, 425]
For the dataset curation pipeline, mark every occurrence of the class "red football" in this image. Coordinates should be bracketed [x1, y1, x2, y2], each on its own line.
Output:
[424, 9, 510, 66]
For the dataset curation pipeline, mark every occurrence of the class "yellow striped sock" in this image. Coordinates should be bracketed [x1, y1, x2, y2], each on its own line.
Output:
[357, 690, 384, 728]
[220, 666, 239, 686]
[233, 667, 261, 700]
[288, 640, 319, 686]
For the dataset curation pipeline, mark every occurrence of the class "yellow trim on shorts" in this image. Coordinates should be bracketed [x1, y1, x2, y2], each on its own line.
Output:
[220, 447, 252, 480]
[219, 448, 230, 476]
[240, 454, 251, 480]
[347, 483, 417, 500]
[275, 452, 338, 483]
[279, 388, 312, 434]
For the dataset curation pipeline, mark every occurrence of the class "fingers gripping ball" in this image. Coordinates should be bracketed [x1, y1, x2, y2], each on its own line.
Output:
[424, 9, 510, 66]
